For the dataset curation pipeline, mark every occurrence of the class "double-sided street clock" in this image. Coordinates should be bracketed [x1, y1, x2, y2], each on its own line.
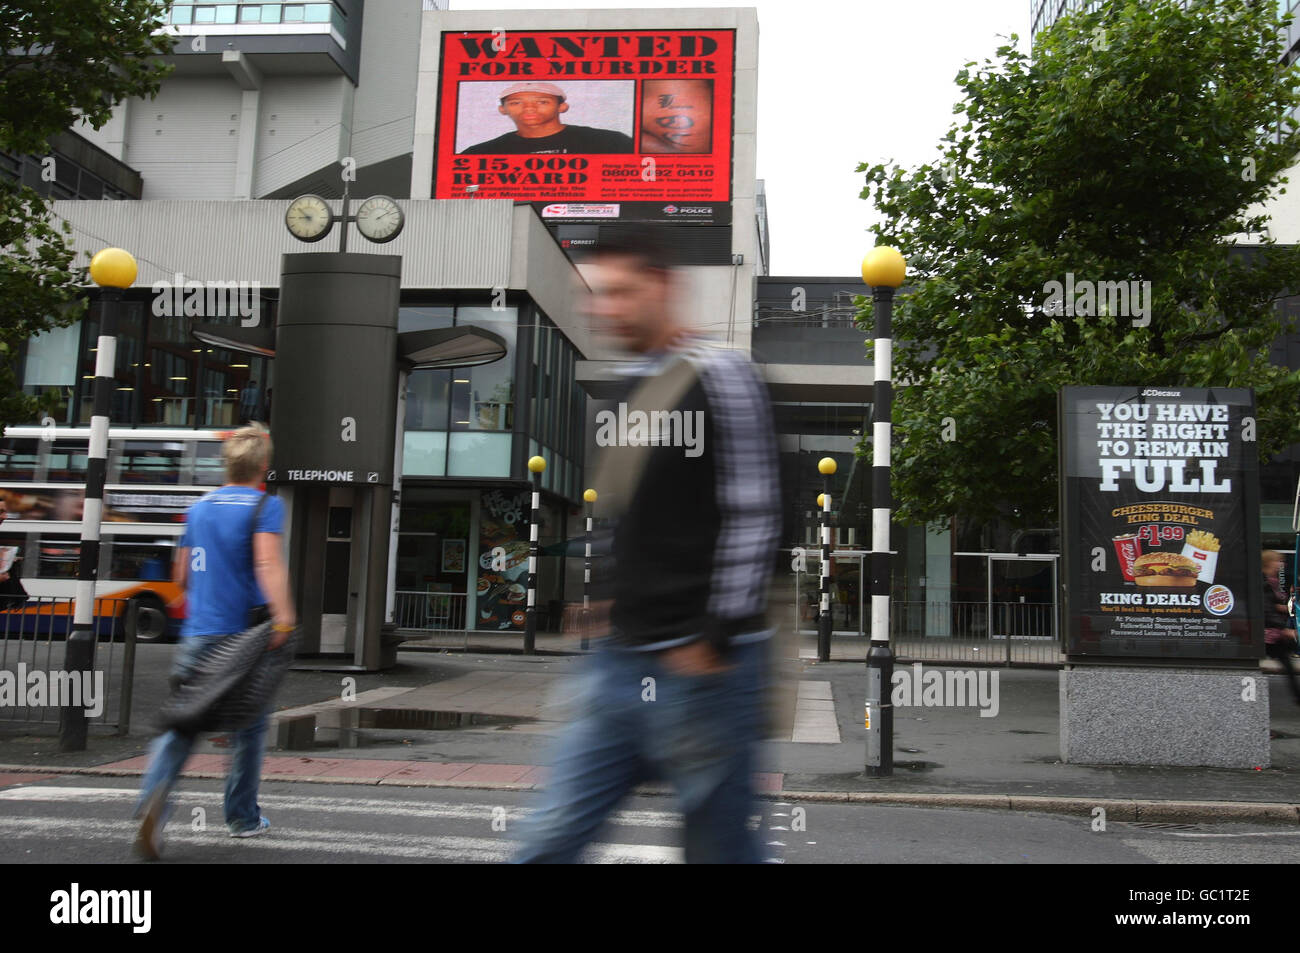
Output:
[284, 192, 405, 247]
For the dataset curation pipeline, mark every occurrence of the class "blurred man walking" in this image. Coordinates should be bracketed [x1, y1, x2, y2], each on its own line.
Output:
[516, 232, 782, 863]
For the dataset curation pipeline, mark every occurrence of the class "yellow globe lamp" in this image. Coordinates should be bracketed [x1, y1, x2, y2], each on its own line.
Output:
[818, 457, 837, 476]
[88, 248, 138, 289]
[817, 493, 827, 508]
[861, 246, 906, 289]
[528, 455, 547, 473]
[583, 488, 597, 503]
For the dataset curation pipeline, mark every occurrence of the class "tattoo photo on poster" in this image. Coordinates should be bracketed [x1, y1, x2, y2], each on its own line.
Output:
[1059, 386, 1263, 660]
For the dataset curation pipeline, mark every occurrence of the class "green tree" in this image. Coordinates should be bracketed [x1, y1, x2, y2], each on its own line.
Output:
[858, 0, 1300, 529]
[1, 0, 173, 429]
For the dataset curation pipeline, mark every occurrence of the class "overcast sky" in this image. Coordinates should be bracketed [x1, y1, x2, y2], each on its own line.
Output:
[447, 0, 1031, 276]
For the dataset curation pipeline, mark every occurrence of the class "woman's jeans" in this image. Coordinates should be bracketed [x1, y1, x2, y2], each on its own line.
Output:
[135, 634, 270, 833]
[515, 634, 771, 864]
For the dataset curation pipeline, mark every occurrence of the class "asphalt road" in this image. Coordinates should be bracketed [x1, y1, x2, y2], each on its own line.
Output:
[1, 776, 1297, 864]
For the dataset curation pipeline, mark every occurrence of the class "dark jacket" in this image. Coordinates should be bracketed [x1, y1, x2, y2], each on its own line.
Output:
[592, 342, 782, 654]
[155, 623, 298, 734]
[1264, 573, 1291, 631]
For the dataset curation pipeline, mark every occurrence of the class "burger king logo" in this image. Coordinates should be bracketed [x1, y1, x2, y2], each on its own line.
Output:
[1204, 585, 1234, 616]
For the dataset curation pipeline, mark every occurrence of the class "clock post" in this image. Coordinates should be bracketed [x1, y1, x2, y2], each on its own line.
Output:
[197, 196, 504, 670]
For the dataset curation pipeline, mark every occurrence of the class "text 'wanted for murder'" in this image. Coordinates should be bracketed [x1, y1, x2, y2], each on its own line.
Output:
[453, 33, 722, 77]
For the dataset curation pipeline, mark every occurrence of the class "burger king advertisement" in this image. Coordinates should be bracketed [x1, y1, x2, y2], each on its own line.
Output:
[1059, 386, 1263, 659]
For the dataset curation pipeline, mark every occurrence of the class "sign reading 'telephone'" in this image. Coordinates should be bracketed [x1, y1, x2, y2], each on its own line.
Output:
[1059, 386, 1263, 660]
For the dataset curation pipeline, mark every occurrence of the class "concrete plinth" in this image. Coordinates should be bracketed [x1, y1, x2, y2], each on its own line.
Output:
[1060, 665, 1269, 768]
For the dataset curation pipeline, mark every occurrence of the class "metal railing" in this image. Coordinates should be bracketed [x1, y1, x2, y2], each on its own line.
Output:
[790, 549, 1063, 666]
[0, 596, 138, 733]
[392, 590, 469, 632]
[891, 600, 1061, 666]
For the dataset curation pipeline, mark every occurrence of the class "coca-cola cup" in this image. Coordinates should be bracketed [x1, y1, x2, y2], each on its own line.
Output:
[1113, 533, 1142, 582]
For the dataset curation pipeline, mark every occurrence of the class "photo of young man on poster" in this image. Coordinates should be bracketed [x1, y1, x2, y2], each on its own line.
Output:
[459, 81, 635, 155]
[639, 79, 714, 154]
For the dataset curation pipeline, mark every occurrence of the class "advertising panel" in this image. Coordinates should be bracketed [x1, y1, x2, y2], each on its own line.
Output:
[432, 29, 734, 224]
[476, 489, 529, 631]
[1059, 386, 1263, 659]
[0, 487, 203, 523]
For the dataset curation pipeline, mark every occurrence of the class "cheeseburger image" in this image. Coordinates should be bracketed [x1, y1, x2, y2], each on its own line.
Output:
[1132, 551, 1200, 587]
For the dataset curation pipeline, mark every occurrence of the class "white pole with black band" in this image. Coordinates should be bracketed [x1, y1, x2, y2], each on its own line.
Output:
[862, 246, 906, 778]
[582, 487, 596, 650]
[816, 460, 836, 662]
[524, 455, 546, 654]
[61, 248, 137, 751]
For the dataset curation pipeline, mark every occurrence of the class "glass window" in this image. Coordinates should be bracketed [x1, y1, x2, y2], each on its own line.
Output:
[447, 432, 511, 478]
[239, 5, 262, 22]
[171, 4, 193, 23]
[305, 3, 331, 22]
[454, 307, 516, 433]
[406, 368, 450, 431]
[398, 306, 454, 334]
[215, 4, 237, 23]
[0, 439, 40, 480]
[283, 4, 305, 21]
[107, 541, 174, 581]
[47, 439, 88, 482]
[261, 3, 281, 22]
[117, 441, 184, 485]
[143, 304, 196, 426]
[404, 431, 447, 477]
[111, 301, 145, 428]
[193, 6, 217, 23]
[37, 536, 81, 578]
[24, 323, 79, 388]
[194, 442, 225, 486]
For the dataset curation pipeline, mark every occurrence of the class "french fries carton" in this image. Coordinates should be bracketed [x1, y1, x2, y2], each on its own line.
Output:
[1180, 530, 1220, 584]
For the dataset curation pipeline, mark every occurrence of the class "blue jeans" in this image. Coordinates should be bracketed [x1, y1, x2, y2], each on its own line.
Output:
[135, 634, 270, 833]
[515, 635, 770, 863]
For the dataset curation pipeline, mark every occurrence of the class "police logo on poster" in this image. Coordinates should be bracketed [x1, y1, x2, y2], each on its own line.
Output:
[1059, 386, 1263, 659]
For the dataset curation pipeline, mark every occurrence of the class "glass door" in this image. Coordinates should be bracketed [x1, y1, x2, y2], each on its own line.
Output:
[396, 496, 471, 630]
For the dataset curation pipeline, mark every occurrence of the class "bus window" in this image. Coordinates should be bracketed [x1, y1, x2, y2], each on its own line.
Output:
[194, 441, 224, 486]
[119, 441, 183, 484]
[37, 537, 80, 578]
[108, 541, 174, 581]
[47, 440, 89, 482]
[0, 439, 39, 480]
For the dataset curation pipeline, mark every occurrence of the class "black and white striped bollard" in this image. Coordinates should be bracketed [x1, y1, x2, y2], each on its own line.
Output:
[862, 245, 906, 777]
[523, 455, 545, 655]
[816, 460, 836, 662]
[581, 488, 596, 650]
[61, 248, 136, 751]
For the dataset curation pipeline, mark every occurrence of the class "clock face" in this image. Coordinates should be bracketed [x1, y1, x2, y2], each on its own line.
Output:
[355, 195, 404, 243]
[285, 194, 333, 242]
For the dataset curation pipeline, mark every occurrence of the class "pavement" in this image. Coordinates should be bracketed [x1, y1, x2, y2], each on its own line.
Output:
[2, 632, 1300, 827]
